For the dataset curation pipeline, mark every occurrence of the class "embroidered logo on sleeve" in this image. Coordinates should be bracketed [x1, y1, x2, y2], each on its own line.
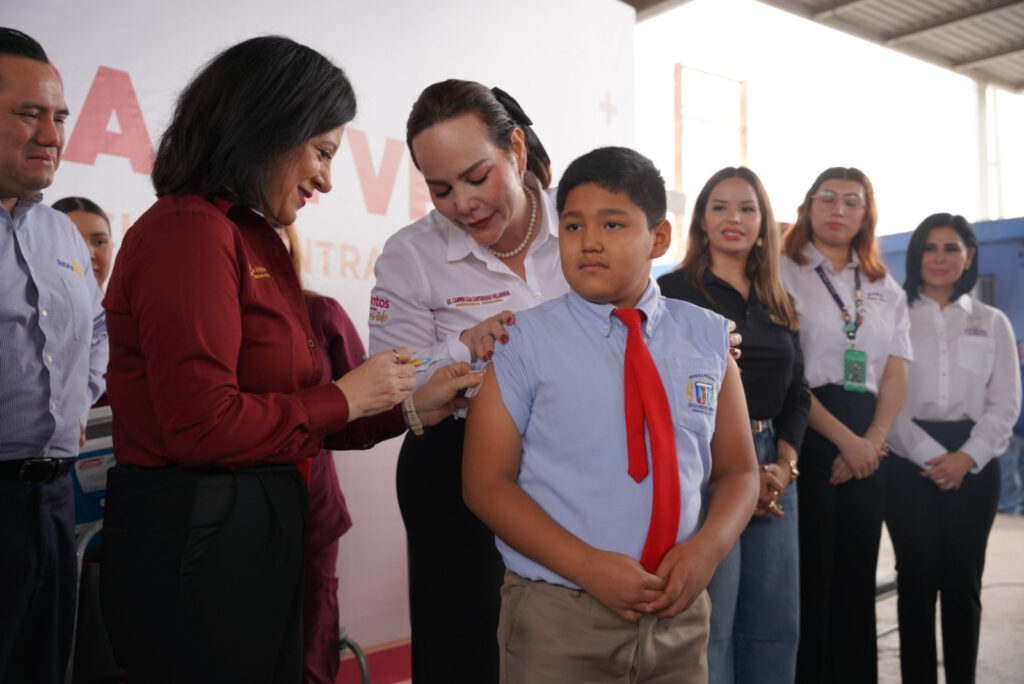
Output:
[686, 375, 717, 415]
[445, 290, 511, 307]
[369, 295, 390, 324]
[248, 264, 270, 279]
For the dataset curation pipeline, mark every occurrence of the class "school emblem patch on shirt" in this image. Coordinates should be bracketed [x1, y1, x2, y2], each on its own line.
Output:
[686, 375, 717, 414]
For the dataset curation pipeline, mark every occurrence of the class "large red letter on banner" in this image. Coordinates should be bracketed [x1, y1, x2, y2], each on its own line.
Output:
[64, 66, 153, 175]
[347, 129, 404, 216]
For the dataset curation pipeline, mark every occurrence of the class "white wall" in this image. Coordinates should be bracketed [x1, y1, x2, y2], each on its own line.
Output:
[8, 0, 637, 648]
[635, 0, 991, 238]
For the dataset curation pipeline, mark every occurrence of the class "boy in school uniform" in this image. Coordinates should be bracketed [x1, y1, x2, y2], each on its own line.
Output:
[463, 146, 760, 683]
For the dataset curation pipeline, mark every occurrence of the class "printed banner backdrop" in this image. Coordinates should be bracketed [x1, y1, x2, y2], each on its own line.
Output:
[8, 0, 635, 649]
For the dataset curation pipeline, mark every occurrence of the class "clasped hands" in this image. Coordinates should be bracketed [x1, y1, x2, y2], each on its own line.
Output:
[754, 460, 791, 517]
[829, 431, 887, 485]
[578, 540, 715, 623]
[333, 346, 482, 423]
[922, 451, 975, 492]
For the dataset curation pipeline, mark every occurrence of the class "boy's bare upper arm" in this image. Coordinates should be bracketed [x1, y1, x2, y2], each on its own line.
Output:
[463, 364, 523, 496]
[709, 354, 757, 479]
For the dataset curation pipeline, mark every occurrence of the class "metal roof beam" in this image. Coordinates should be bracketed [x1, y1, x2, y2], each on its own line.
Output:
[884, 0, 1024, 46]
[625, 0, 696, 22]
[954, 40, 1024, 71]
[812, 0, 875, 21]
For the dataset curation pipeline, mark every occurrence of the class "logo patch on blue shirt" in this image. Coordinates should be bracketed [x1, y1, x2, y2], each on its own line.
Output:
[56, 258, 84, 276]
[686, 374, 717, 414]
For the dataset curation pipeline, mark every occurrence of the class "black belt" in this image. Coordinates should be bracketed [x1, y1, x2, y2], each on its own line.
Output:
[0, 457, 74, 484]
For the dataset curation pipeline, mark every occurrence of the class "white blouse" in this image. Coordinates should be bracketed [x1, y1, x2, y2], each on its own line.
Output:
[888, 293, 1021, 472]
[780, 242, 913, 394]
[367, 176, 568, 389]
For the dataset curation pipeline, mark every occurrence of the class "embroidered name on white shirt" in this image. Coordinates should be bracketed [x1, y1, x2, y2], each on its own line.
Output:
[445, 290, 512, 307]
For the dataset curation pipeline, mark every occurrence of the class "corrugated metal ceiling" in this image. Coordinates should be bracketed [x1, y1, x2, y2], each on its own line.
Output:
[625, 0, 1024, 92]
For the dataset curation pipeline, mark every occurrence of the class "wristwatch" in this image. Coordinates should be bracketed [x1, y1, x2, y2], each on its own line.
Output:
[777, 453, 799, 484]
[402, 395, 424, 436]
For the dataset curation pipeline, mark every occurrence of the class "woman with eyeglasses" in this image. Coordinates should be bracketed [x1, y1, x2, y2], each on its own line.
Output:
[779, 167, 912, 684]
[885, 214, 1020, 684]
[658, 167, 809, 684]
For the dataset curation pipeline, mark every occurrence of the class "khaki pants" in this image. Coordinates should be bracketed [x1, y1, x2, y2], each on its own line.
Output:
[498, 570, 710, 684]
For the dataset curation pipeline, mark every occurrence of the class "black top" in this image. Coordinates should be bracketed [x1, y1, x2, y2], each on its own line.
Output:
[658, 268, 810, 452]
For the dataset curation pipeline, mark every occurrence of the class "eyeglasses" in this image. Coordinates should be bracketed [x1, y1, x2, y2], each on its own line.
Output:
[813, 190, 865, 209]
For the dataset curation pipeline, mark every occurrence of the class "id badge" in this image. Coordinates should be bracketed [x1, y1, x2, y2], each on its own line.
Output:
[843, 348, 867, 393]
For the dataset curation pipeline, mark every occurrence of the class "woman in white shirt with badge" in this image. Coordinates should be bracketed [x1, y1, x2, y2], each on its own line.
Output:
[779, 167, 912, 684]
[367, 80, 566, 684]
[886, 213, 1020, 684]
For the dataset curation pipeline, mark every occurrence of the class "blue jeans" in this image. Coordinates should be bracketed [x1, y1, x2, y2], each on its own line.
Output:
[997, 433, 1024, 514]
[707, 429, 800, 684]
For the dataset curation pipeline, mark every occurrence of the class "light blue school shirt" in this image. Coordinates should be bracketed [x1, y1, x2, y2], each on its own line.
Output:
[0, 194, 107, 462]
[491, 281, 730, 588]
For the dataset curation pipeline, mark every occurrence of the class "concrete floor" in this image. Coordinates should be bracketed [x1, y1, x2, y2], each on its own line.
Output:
[876, 513, 1024, 683]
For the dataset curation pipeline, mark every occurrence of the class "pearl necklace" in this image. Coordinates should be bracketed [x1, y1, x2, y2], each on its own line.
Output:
[488, 187, 537, 259]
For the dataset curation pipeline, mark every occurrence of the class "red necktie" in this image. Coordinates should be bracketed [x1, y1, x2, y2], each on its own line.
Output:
[613, 308, 681, 574]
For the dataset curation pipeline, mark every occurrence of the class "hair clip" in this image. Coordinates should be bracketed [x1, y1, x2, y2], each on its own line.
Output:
[491, 87, 533, 126]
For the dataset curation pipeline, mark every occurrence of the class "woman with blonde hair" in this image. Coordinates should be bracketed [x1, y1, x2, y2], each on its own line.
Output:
[659, 166, 808, 684]
[780, 167, 911, 684]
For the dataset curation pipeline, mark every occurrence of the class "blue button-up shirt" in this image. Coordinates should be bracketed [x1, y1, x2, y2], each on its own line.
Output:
[491, 282, 729, 588]
[0, 194, 107, 462]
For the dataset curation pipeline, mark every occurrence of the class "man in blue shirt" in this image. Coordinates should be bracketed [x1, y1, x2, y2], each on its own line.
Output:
[0, 28, 107, 682]
[463, 147, 758, 683]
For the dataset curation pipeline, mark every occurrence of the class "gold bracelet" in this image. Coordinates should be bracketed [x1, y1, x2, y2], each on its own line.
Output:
[776, 453, 799, 483]
[871, 423, 888, 442]
[402, 395, 424, 436]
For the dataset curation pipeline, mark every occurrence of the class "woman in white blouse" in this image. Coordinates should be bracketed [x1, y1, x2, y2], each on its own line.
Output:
[368, 80, 566, 684]
[886, 213, 1021, 684]
[779, 167, 912, 684]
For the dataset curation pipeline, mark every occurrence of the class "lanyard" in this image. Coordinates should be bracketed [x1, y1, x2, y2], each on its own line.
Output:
[814, 264, 864, 344]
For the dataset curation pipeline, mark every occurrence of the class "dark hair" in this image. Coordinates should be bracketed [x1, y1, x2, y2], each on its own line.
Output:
[678, 167, 799, 330]
[151, 35, 356, 210]
[781, 167, 886, 281]
[556, 146, 665, 227]
[0, 27, 48, 63]
[903, 213, 978, 304]
[406, 80, 551, 188]
[52, 196, 111, 232]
